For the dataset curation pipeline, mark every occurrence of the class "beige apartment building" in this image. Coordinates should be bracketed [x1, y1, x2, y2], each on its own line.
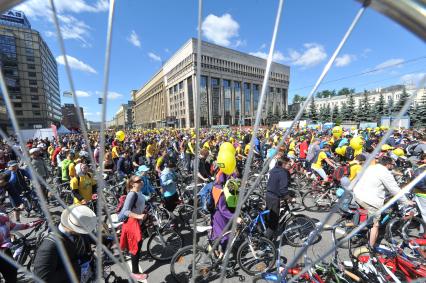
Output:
[133, 70, 167, 128]
[132, 38, 290, 128]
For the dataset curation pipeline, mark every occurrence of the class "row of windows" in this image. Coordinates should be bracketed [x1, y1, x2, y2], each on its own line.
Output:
[200, 55, 288, 81]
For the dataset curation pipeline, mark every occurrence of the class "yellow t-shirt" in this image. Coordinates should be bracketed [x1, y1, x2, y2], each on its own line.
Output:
[146, 144, 156, 158]
[349, 161, 362, 181]
[69, 162, 76, 179]
[203, 141, 210, 150]
[70, 175, 97, 204]
[111, 146, 119, 159]
[244, 144, 251, 156]
[312, 151, 327, 170]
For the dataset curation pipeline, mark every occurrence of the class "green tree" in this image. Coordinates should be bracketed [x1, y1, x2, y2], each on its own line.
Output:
[309, 98, 318, 122]
[394, 88, 410, 115]
[318, 105, 326, 123]
[324, 103, 331, 122]
[358, 90, 372, 122]
[386, 97, 394, 116]
[331, 104, 339, 121]
[337, 87, 353, 96]
[341, 102, 350, 121]
[293, 94, 307, 104]
[375, 93, 386, 120]
[416, 95, 426, 127]
[280, 109, 289, 120]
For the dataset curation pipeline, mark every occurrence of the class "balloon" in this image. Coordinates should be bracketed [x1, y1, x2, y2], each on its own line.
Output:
[217, 150, 236, 175]
[115, 131, 125, 142]
[332, 126, 343, 139]
[350, 136, 363, 151]
[220, 142, 236, 155]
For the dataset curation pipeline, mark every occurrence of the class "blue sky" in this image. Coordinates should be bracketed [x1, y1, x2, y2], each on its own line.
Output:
[15, 0, 426, 122]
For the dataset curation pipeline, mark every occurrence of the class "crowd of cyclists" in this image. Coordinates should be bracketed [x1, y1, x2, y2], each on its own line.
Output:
[0, 125, 426, 282]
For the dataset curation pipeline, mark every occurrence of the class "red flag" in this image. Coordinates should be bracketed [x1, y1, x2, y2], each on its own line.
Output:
[51, 124, 58, 143]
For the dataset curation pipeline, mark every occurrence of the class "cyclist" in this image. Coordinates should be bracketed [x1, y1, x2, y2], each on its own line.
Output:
[310, 144, 336, 180]
[198, 148, 212, 183]
[135, 165, 155, 201]
[160, 161, 179, 215]
[155, 150, 169, 176]
[265, 157, 290, 240]
[29, 148, 49, 200]
[117, 150, 132, 181]
[353, 156, 414, 248]
[118, 175, 148, 281]
[349, 154, 366, 181]
[34, 205, 96, 283]
[0, 212, 38, 283]
[70, 164, 97, 205]
[60, 151, 76, 184]
[412, 153, 426, 223]
[2, 161, 31, 222]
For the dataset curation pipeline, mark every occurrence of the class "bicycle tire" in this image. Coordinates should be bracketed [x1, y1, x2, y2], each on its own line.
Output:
[170, 245, 213, 283]
[176, 204, 209, 227]
[333, 218, 366, 249]
[237, 236, 277, 276]
[281, 214, 316, 247]
[147, 228, 183, 261]
[302, 190, 333, 212]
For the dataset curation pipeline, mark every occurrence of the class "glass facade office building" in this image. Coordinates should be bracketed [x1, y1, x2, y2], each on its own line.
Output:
[0, 10, 61, 132]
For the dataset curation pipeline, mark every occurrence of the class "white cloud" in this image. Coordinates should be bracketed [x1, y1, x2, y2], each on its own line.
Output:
[401, 72, 426, 85]
[148, 52, 162, 62]
[17, 0, 108, 46]
[127, 30, 141, 47]
[75, 90, 91, 97]
[287, 43, 327, 68]
[201, 13, 239, 47]
[374, 58, 404, 70]
[45, 14, 91, 46]
[164, 48, 170, 53]
[249, 51, 286, 62]
[17, 0, 108, 18]
[95, 91, 124, 100]
[335, 54, 356, 67]
[260, 43, 267, 50]
[56, 55, 97, 74]
[234, 39, 246, 48]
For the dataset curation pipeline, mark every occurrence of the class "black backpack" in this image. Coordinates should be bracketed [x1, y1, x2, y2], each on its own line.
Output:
[345, 147, 355, 161]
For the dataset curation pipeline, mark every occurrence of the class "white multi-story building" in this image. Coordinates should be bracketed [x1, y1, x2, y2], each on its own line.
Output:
[133, 38, 290, 128]
[310, 84, 426, 113]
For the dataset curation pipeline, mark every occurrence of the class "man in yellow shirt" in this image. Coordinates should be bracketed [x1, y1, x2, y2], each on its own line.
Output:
[349, 154, 366, 181]
[70, 164, 97, 204]
[146, 140, 157, 167]
[311, 144, 336, 180]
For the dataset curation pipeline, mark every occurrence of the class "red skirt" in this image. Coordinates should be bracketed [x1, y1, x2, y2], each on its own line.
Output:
[119, 218, 142, 255]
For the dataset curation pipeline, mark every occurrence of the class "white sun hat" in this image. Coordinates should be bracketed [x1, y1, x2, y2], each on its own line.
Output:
[61, 204, 97, 234]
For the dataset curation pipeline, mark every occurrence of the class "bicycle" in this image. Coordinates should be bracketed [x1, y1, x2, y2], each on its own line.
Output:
[170, 213, 277, 282]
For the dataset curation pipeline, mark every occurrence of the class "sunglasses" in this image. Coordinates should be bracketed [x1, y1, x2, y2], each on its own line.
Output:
[133, 179, 142, 184]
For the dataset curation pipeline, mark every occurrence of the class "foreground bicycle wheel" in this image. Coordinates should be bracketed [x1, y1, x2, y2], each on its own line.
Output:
[281, 215, 316, 247]
[170, 245, 213, 283]
[237, 236, 277, 276]
[147, 228, 183, 261]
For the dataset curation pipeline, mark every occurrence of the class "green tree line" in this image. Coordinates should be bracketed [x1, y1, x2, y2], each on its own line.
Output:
[265, 88, 426, 127]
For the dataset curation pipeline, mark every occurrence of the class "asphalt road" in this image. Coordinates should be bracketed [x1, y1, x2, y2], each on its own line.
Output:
[8, 198, 343, 283]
